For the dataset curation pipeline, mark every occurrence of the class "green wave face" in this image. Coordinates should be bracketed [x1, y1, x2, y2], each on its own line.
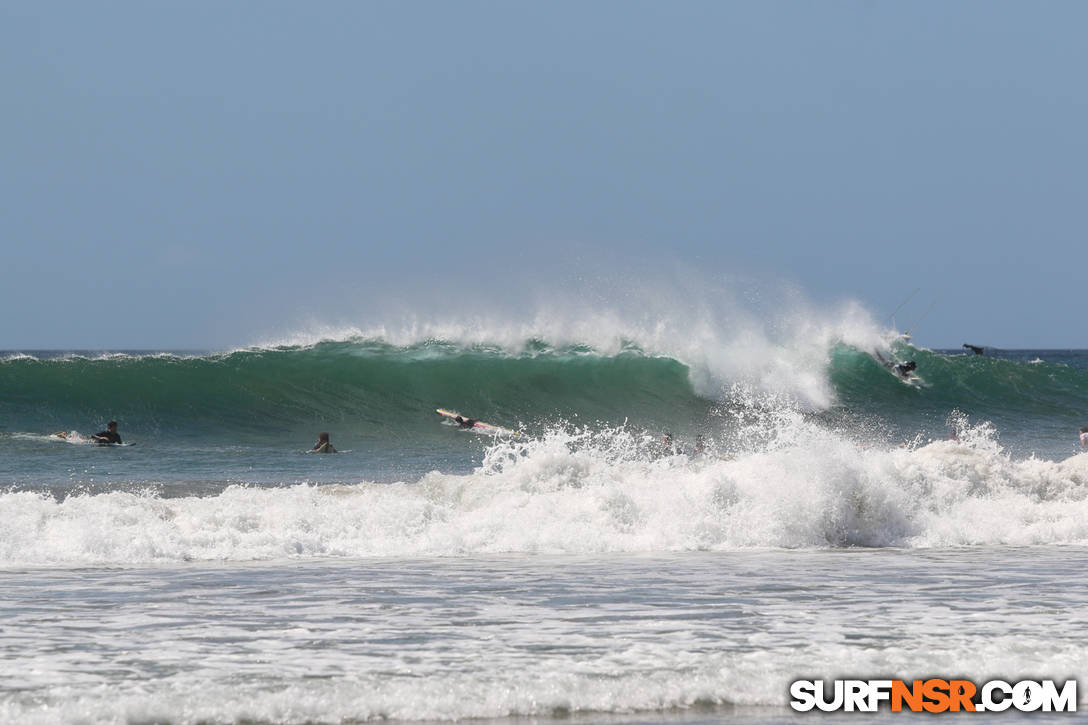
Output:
[829, 345, 1088, 415]
[0, 342, 713, 443]
[5, 342, 1088, 457]
[826, 345, 1088, 453]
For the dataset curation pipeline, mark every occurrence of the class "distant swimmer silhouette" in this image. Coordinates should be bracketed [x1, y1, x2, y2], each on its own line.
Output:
[659, 432, 680, 456]
[92, 421, 122, 445]
[963, 344, 985, 355]
[454, 415, 477, 429]
[692, 435, 706, 455]
[1080, 426, 1088, 448]
[311, 432, 337, 453]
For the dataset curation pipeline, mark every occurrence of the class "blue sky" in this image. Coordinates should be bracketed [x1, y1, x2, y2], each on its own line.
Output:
[2, 1, 1085, 349]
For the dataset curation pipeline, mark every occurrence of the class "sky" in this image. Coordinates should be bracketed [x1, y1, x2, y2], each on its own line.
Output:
[2, 1, 1086, 350]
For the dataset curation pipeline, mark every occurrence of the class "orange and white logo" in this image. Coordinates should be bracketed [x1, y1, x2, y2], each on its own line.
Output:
[790, 679, 1077, 713]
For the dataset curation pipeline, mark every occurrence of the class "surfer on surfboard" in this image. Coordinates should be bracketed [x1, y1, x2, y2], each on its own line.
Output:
[53, 421, 126, 445]
[874, 351, 918, 380]
[311, 431, 337, 453]
[92, 421, 122, 445]
[435, 408, 519, 436]
[892, 360, 917, 378]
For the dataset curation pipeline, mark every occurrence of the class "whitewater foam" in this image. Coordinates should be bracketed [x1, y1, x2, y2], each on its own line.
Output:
[6, 418, 1088, 566]
[7, 545, 1088, 725]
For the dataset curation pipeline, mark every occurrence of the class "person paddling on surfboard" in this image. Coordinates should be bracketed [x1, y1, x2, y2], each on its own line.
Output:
[436, 409, 518, 435]
[311, 432, 337, 453]
[92, 421, 122, 445]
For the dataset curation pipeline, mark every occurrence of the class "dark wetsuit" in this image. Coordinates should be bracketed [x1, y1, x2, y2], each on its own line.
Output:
[94, 430, 121, 444]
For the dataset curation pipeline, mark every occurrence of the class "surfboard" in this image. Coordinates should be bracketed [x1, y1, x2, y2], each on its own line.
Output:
[886, 367, 925, 387]
[50, 431, 134, 445]
[435, 408, 519, 436]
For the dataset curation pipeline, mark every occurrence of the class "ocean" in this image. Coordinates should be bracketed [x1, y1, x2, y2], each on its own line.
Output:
[3, 332, 1088, 724]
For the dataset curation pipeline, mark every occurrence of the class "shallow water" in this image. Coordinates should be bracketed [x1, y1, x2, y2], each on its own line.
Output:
[4, 547, 1086, 724]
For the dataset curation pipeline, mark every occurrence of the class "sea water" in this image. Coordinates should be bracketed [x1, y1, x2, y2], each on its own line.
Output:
[4, 331, 1088, 724]
[5, 549, 1088, 724]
